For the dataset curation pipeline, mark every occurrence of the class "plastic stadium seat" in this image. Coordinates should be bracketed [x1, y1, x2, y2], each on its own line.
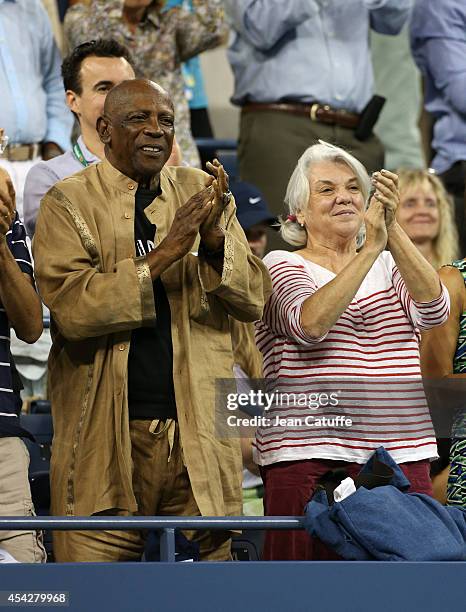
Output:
[195, 138, 238, 179]
[29, 471, 50, 515]
[20, 414, 53, 475]
[29, 400, 52, 414]
[216, 150, 238, 180]
[231, 530, 265, 561]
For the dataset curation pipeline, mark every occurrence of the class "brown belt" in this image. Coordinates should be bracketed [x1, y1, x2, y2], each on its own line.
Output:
[242, 102, 360, 129]
[0, 143, 41, 162]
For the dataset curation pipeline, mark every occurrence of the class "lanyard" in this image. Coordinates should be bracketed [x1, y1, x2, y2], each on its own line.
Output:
[73, 142, 89, 167]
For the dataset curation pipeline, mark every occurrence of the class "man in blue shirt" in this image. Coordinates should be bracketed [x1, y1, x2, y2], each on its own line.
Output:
[0, 168, 44, 562]
[0, 0, 73, 220]
[224, 0, 412, 247]
[410, 0, 466, 252]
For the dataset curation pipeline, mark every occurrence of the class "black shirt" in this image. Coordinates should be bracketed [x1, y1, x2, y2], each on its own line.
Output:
[127, 187, 177, 420]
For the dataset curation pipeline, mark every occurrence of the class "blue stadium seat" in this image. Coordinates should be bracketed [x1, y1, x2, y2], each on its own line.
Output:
[29, 471, 50, 515]
[20, 413, 53, 475]
[29, 400, 51, 414]
[232, 530, 265, 561]
[195, 138, 238, 179]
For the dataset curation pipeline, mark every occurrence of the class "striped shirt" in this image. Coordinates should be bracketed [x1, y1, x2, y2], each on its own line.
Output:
[0, 212, 33, 437]
[254, 250, 450, 466]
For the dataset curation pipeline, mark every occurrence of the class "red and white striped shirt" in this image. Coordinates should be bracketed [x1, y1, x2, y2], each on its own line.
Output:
[254, 250, 450, 466]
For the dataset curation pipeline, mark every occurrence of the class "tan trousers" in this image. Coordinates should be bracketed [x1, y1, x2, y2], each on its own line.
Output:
[54, 420, 231, 562]
[0, 437, 46, 563]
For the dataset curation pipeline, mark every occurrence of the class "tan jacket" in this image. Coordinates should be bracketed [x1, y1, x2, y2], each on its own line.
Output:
[33, 160, 272, 517]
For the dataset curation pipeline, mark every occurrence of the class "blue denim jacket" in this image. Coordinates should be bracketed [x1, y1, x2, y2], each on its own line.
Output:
[304, 447, 466, 561]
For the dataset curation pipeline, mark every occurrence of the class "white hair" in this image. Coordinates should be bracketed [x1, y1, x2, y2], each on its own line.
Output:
[280, 140, 372, 247]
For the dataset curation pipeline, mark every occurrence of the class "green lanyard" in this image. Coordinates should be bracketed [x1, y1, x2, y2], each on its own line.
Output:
[73, 141, 89, 167]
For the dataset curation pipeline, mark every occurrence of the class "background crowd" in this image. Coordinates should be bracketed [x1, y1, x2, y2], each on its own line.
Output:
[0, 0, 465, 564]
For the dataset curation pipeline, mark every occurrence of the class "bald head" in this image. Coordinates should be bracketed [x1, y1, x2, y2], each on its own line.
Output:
[96, 77, 175, 186]
[104, 78, 173, 118]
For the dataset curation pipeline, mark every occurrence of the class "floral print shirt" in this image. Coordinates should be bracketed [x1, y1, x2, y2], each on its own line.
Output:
[64, 0, 226, 167]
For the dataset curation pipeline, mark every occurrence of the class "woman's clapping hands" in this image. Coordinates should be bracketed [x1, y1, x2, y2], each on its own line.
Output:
[371, 169, 399, 231]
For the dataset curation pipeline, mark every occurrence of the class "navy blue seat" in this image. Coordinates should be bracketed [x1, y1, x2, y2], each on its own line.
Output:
[20, 413, 53, 475]
[29, 399, 51, 414]
[232, 530, 264, 561]
[195, 138, 238, 179]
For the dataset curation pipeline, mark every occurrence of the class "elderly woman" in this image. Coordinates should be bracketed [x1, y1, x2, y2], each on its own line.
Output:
[255, 142, 450, 560]
[396, 169, 459, 268]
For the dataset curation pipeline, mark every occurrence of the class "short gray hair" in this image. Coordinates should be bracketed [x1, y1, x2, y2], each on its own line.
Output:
[280, 141, 372, 246]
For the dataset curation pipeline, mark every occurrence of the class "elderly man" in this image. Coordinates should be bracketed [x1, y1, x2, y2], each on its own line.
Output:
[24, 38, 182, 239]
[33, 78, 271, 562]
[20, 40, 181, 408]
[0, 168, 44, 562]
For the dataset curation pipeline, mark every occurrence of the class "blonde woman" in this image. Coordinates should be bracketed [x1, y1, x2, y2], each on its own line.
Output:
[397, 170, 459, 503]
[396, 169, 459, 269]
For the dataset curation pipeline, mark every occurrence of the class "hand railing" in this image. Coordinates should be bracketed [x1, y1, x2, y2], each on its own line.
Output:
[0, 516, 304, 562]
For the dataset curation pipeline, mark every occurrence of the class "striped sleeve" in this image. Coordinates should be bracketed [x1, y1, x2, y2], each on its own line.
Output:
[262, 252, 326, 345]
[392, 265, 450, 331]
[6, 213, 33, 277]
